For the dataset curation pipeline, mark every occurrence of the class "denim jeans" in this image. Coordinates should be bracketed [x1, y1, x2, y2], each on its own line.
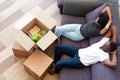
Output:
[54, 44, 86, 73]
[55, 24, 85, 41]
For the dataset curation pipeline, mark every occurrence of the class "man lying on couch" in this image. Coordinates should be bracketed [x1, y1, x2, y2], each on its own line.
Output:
[49, 25, 117, 75]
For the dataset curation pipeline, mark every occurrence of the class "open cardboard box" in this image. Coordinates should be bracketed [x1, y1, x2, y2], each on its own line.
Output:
[15, 14, 57, 51]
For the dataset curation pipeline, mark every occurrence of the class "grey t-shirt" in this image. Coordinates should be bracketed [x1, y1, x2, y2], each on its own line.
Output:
[80, 20, 101, 38]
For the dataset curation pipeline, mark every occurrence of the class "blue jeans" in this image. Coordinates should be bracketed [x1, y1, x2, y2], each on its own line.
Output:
[54, 44, 86, 73]
[55, 24, 85, 41]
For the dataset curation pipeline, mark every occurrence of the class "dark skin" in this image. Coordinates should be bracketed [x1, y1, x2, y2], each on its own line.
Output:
[100, 25, 117, 68]
[100, 42, 111, 52]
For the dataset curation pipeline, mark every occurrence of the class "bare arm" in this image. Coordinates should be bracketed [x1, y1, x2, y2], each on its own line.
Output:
[103, 26, 117, 68]
[100, 6, 112, 35]
[104, 25, 117, 39]
[111, 25, 117, 42]
[102, 6, 112, 21]
[103, 51, 117, 68]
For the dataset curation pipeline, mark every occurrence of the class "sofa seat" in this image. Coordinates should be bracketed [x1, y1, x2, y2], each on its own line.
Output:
[60, 36, 89, 48]
[61, 15, 86, 25]
[60, 66, 91, 80]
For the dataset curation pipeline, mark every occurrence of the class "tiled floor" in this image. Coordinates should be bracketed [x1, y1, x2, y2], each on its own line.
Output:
[0, 41, 5, 52]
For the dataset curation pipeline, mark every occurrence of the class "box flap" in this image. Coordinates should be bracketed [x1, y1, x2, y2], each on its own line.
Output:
[37, 31, 57, 51]
[15, 14, 35, 30]
[28, 6, 57, 30]
[15, 31, 35, 51]
[12, 41, 26, 51]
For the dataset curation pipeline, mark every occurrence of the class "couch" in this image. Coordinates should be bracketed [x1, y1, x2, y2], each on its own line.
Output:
[57, 0, 120, 80]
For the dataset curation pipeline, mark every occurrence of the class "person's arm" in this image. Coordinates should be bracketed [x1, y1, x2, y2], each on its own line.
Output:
[102, 6, 112, 21]
[111, 25, 117, 42]
[103, 26, 117, 68]
[104, 25, 117, 38]
[96, 25, 112, 45]
[103, 51, 117, 68]
[100, 6, 112, 35]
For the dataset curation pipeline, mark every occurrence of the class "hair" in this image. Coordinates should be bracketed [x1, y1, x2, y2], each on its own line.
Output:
[109, 41, 117, 52]
[97, 12, 109, 29]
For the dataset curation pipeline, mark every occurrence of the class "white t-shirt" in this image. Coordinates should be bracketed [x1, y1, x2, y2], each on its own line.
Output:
[78, 38, 110, 66]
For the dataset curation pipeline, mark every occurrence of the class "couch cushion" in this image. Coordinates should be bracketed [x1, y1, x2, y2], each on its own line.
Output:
[117, 34, 120, 46]
[61, 15, 86, 25]
[116, 72, 120, 80]
[92, 63, 116, 80]
[116, 46, 120, 80]
[60, 67, 91, 80]
[115, 46, 120, 71]
[63, 0, 106, 17]
[60, 36, 89, 48]
[89, 36, 102, 45]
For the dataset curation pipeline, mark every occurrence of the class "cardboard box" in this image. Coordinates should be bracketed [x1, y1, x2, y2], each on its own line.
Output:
[15, 14, 57, 51]
[23, 49, 53, 80]
[12, 41, 33, 58]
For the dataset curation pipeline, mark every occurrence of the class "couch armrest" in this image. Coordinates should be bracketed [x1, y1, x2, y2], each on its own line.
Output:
[57, 0, 64, 14]
[63, 0, 106, 17]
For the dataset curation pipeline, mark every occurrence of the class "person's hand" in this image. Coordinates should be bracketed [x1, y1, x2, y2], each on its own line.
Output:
[111, 50, 116, 55]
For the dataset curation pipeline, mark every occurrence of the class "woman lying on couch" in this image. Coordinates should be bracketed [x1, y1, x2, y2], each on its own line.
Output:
[54, 6, 112, 41]
[50, 25, 117, 75]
